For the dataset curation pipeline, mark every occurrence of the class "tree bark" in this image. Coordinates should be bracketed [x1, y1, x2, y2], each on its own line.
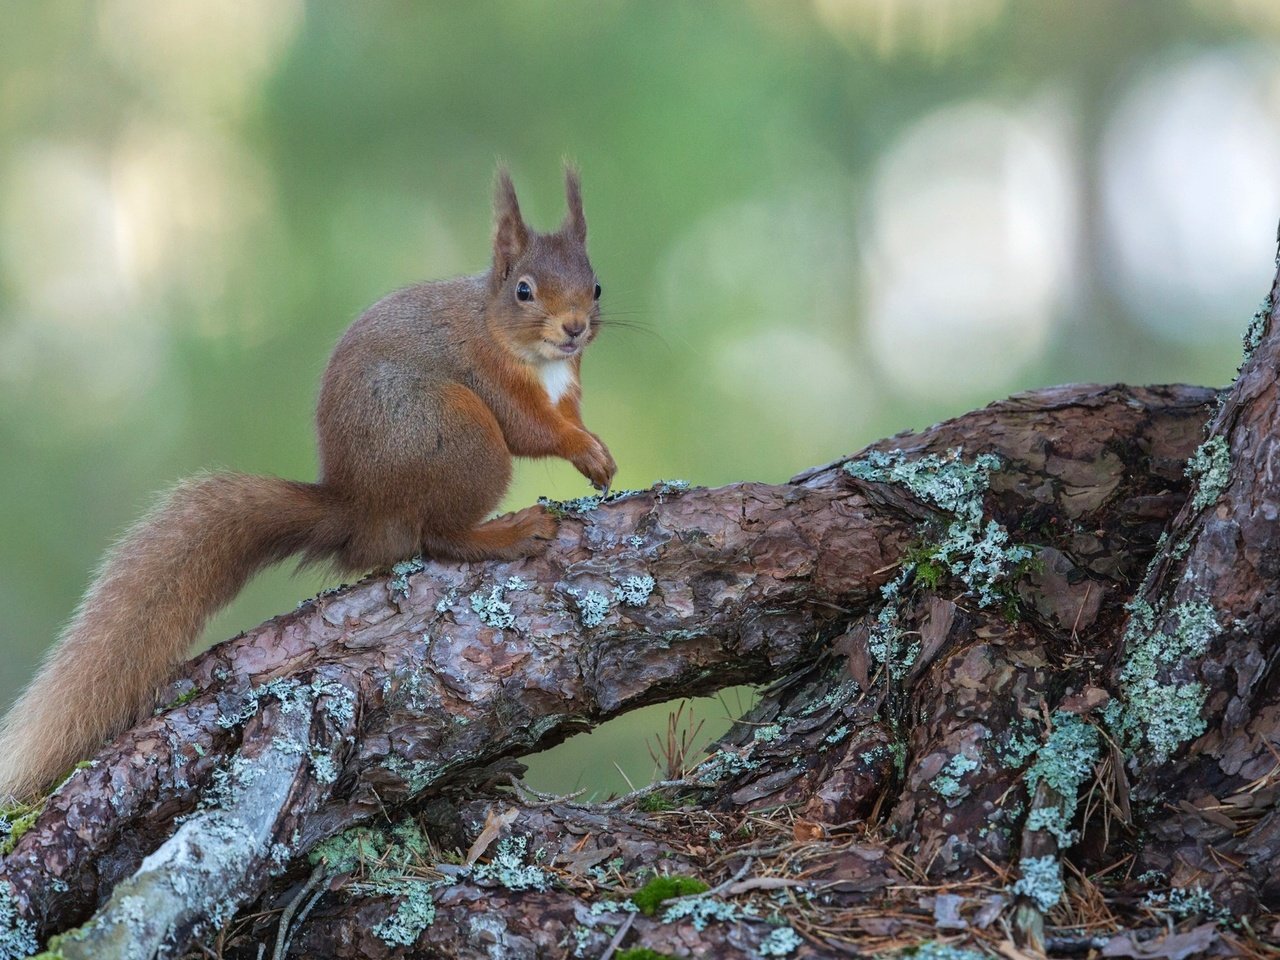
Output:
[1, 277, 1277, 958]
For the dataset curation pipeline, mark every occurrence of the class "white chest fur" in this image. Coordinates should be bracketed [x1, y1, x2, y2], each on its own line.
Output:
[538, 360, 576, 405]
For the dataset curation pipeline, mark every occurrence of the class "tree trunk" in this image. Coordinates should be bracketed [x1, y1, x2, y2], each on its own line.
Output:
[2, 275, 1278, 958]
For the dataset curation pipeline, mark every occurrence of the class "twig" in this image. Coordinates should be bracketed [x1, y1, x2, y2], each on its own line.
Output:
[595, 779, 697, 810]
[273, 863, 327, 960]
[596, 912, 636, 960]
[281, 884, 329, 960]
[504, 774, 587, 807]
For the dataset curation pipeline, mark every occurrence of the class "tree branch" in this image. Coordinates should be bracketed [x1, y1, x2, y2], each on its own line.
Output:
[2, 380, 1253, 959]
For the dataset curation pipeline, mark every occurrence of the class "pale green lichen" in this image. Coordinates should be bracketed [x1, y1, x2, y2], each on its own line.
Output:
[1020, 711, 1100, 849]
[800, 679, 860, 715]
[389, 557, 427, 600]
[196, 755, 258, 812]
[314, 678, 357, 730]
[824, 725, 850, 745]
[470, 583, 517, 629]
[1186, 435, 1230, 513]
[753, 724, 782, 743]
[310, 751, 339, 784]
[382, 754, 436, 793]
[758, 924, 804, 956]
[844, 449, 1001, 514]
[1242, 294, 1272, 364]
[318, 822, 439, 947]
[1113, 598, 1221, 762]
[845, 448, 1031, 611]
[612, 575, 656, 607]
[1010, 854, 1064, 911]
[695, 748, 762, 783]
[473, 836, 552, 892]
[216, 676, 312, 730]
[661, 895, 755, 930]
[0, 881, 36, 960]
[368, 879, 435, 946]
[1142, 884, 1230, 925]
[653, 479, 690, 497]
[1025, 806, 1076, 847]
[434, 587, 458, 613]
[1024, 713, 1100, 803]
[884, 943, 990, 960]
[931, 752, 980, 800]
[539, 493, 603, 516]
[310, 826, 384, 874]
[868, 604, 918, 676]
[468, 576, 529, 630]
[575, 590, 612, 628]
[997, 721, 1040, 770]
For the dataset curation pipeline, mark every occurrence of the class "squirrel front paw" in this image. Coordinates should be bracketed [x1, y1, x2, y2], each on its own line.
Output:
[571, 433, 617, 492]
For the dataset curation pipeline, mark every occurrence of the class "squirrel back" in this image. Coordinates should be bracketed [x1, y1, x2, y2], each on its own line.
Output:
[0, 167, 616, 800]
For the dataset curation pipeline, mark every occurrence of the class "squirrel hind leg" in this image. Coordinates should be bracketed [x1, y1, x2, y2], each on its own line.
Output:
[422, 505, 559, 562]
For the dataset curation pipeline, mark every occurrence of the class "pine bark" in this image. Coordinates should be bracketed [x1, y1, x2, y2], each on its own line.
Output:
[1, 270, 1277, 959]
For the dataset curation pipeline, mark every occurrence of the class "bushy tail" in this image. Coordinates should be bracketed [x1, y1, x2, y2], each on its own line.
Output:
[0, 473, 348, 801]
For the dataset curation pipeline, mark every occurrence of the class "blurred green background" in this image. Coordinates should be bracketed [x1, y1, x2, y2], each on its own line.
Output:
[1, 0, 1276, 798]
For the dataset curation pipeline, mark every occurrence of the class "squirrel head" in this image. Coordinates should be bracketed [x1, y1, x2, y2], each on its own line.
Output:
[486, 166, 601, 365]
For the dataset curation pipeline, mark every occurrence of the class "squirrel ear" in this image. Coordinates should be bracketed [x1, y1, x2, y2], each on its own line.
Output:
[561, 165, 587, 243]
[493, 167, 529, 281]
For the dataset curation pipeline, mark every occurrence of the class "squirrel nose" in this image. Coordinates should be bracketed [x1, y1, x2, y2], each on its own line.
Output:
[564, 320, 587, 339]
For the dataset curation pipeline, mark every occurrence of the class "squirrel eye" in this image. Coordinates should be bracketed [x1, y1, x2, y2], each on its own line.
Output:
[515, 280, 534, 302]
[593, 282, 602, 300]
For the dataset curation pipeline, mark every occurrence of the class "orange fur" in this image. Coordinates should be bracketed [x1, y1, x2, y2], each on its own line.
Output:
[0, 167, 614, 800]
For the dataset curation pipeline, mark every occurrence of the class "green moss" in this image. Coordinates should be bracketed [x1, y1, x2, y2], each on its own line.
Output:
[0, 803, 43, 857]
[637, 793, 677, 813]
[616, 949, 679, 960]
[914, 559, 947, 590]
[160, 686, 199, 711]
[631, 875, 709, 915]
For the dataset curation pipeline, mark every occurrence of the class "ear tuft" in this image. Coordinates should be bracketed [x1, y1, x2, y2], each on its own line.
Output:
[493, 167, 529, 281]
[561, 164, 587, 243]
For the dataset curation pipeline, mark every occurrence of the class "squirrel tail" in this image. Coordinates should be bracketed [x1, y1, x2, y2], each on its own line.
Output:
[0, 472, 349, 801]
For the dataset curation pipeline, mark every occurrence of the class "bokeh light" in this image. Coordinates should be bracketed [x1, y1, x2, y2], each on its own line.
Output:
[1101, 46, 1280, 343]
[862, 98, 1076, 401]
[0, 2, 1271, 797]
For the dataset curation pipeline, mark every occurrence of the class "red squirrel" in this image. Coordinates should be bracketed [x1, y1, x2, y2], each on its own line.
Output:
[0, 167, 615, 800]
